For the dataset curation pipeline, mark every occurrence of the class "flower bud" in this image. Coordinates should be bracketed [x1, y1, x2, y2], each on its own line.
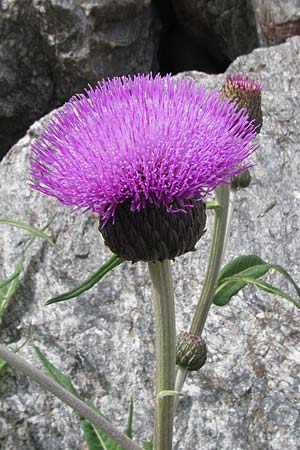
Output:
[221, 74, 262, 132]
[176, 332, 207, 371]
[100, 200, 206, 262]
[231, 168, 251, 190]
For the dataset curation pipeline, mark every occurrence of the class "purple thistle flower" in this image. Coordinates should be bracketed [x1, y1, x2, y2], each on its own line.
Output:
[30, 74, 257, 226]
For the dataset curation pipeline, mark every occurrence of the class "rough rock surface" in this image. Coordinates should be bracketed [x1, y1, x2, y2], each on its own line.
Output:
[173, 0, 300, 65]
[1, 37, 300, 450]
[0, 0, 159, 158]
[253, 0, 300, 46]
[172, 0, 259, 63]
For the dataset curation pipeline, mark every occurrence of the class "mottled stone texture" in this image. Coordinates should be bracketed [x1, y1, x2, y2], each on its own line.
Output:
[1, 37, 300, 450]
[0, 0, 158, 158]
[173, 0, 300, 65]
[253, 0, 300, 46]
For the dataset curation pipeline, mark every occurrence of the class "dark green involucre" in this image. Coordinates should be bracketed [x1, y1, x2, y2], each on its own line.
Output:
[231, 168, 252, 190]
[100, 200, 206, 262]
[176, 332, 207, 371]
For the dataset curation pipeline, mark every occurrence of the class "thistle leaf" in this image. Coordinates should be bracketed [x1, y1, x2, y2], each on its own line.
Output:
[83, 399, 133, 450]
[214, 254, 300, 307]
[0, 218, 55, 246]
[217, 254, 266, 283]
[80, 421, 103, 450]
[0, 356, 7, 372]
[33, 345, 78, 397]
[46, 255, 124, 305]
[228, 276, 299, 308]
[0, 255, 24, 289]
[33, 346, 131, 450]
[143, 443, 153, 450]
[0, 257, 23, 319]
[0, 218, 54, 319]
[125, 398, 133, 439]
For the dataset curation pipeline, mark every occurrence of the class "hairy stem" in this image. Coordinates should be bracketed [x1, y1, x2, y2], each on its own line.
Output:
[174, 184, 231, 396]
[148, 260, 176, 450]
[189, 183, 230, 335]
[221, 189, 236, 263]
[174, 366, 187, 393]
[0, 345, 142, 450]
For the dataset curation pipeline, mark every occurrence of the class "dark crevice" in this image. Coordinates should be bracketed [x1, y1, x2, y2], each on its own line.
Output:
[154, 0, 231, 76]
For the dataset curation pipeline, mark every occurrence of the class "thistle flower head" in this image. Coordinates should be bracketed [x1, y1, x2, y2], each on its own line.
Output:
[30, 74, 257, 261]
[231, 168, 252, 190]
[176, 332, 207, 371]
[221, 74, 263, 132]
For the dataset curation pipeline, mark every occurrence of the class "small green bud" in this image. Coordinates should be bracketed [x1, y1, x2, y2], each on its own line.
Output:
[231, 169, 251, 190]
[221, 74, 263, 133]
[176, 332, 207, 371]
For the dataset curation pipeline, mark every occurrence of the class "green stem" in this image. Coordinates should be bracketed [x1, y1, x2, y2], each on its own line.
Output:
[148, 260, 176, 450]
[189, 183, 230, 335]
[174, 366, 187, 393]
[221, 189, 236, 262]
[174, 184, 231, 397]
[0, 345, 142, 450]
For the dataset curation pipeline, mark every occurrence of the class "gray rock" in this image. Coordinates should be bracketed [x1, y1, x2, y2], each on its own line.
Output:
[1, 37, 300, 450]
[172, 0, 260, 62]
[173, 0, 300, 64]
[0, 0, 159, 158]
[253, 0, 300, 46]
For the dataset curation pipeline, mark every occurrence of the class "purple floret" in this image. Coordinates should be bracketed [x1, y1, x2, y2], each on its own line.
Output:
[225, 74, 262, 92]
[29, 74, 257, 224]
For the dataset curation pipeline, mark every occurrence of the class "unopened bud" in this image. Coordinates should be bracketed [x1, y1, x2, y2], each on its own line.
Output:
[221, 74, 262, 133]
[176, 332, 207, 371]
[231, 168, 251, 190]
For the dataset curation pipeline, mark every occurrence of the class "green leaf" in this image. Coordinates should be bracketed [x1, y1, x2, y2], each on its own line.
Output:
[143, 443, 153, 450]
[214, 264, 271, 307]
[82, 418, 127, 450]
[0, 254, 25, 290]
[214, 254, 300, 307]
[0, 278, 19, 312]
[0, 218, 55, 320]
[218, 255, 266, 283]
[271, 264, 300, 297]
[32, 345, 79, 397]
[0, 356, 7, 372]
[0, 259, 22, 319]
[33, 346, 129, 450]
[80, 420, 103, 450]
[80, 420, 122, 450]
[125, 398, 133, 439]
[33, 346, 101, 450]
[33, 346, 103, 450]
[46, 255, 124, 305]
[229, 276, 300, 308]
[83, 399, 134, 450]
[90, 427, 125, 450]
[0, 218, 55, 246]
